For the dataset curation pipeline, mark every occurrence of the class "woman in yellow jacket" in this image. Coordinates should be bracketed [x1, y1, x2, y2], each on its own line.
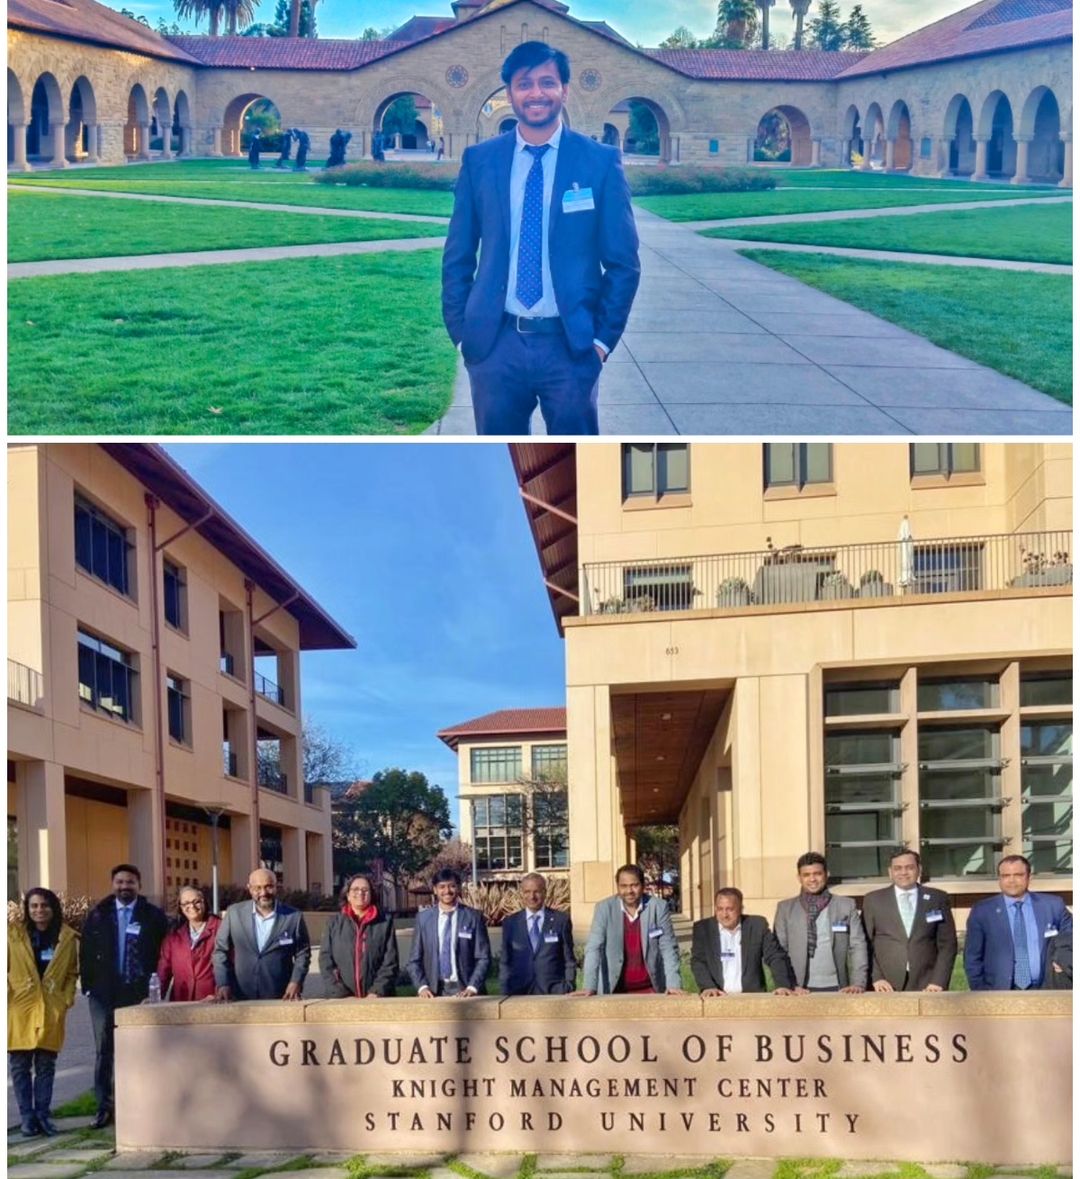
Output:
[8, 887, 80, 1138]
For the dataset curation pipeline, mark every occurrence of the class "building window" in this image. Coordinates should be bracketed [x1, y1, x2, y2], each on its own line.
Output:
[1020, 720, 1072, 874]
[163, 559, 187, 632]
[825, 682, 899, 718]
[533, 791, 569, 868]
[1020, 673, 1072, 707]
[74, 495, 134, 598]
[912, 542, 983, 594]
[531, 743, 567, 780]
[77, 629, 136, 723]
[623, 563, 695, 611]
[764, 443, 832, 490]
[824, 730, 903, 880]
[473, 795, 523, 871]
[918, 725, 1003, 879]
[910, 443, 980, 479]
[470, 746, 522, 784]
[167, 673, 190, 744]
[917, 677, 998, 711]
[622, 444, 689, 499]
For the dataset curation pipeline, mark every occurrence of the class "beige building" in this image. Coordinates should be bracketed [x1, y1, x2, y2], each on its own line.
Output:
[510, 443, 1072, 931]
[7, 0, 1071, 183]
[438, 708, 569, 884]
[7, 443, 355, 905]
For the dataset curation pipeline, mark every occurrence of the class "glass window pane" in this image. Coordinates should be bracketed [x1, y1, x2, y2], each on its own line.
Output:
[1020, 674, 1072, 707]
[1023, 799, 1072, 838]
[921, 804, 997, 839]
[921, 767, 998, 802]
[828, 810, 896, 843]
[91, 516, 110, 582]
[489, 796, 505, 827]
[918, 678, 997, 711]
[74, 504, 93, 573]
[623, 445, 655, 496]
[911, 443, 943, 475]
[829, 845, 893, 880]
[1021, 722, 1072, 757]
[804, 444, 832, 483]
[825, 683, 899, 717]
[657, 445, 689, 493]
[918, 726, 996, 761]
[923, 842, 995, 878]
[1023, 763, 1072, 799]
[950, 443, 980, 473]
[826, 774, 897, 806]
[764, 444, 795, 486]
[826, 731, 895, 765]
[1026, 840, 1072, 874]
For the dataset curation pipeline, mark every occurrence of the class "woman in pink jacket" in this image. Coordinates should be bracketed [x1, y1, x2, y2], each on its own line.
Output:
[157, 887, 221, 1002]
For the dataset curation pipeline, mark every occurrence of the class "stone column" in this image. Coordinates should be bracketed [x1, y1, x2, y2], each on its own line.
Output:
[394, 132, 402, 149]
[83, 122, 99, 163]
[128, 786, 166, 906]
[159, 121, 174, 159]
[861, 135, 874, 169]
[811, 138, 821, 166]
[971, 134, 989, 181]
[1059, 132, 1072, 188]
[50, 121, 68, 168]
[9, 120, 30, 170]
[281, 827, 307, 889]
[885, 137, 896, 170]
[937, 135, 954, 177]
[138, 122, 152, 159]
[178, 124, 190, 156]
[209, 125, 222, 157]
[15, 761, 68, 895]
[1011, 134, 1032, 184]
[840, 137, 850, 167]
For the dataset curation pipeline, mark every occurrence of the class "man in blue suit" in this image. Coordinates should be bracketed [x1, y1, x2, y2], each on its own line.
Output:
[407, 868, 491, 996]
[964, 854, 1072, 990]
[442, 40, 640, 435]
[500, 873, 576, 995]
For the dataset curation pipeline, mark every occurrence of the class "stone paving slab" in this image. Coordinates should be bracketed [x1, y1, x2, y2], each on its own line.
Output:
[718, 1162, 779, 1179]
[922, 1167, 968, 1179]
[225, 1154, 305, 1169]
[820, 365, 1069, 411]
[39, 1147, 114, 1163]
[630, 361, 868, 405]
[8, 1164, 92, 1179]
[270, 1168, 349, 1179]
[878, 404, 1071, 434]
[359, 1154, 451, 1168]
[534, 1156, 616, 1170]
[835, 1164, 902, 1178]
[101, 1151, 167, 1169]
[781, 334, 980, 368]
[454, 1153, 524, 1176]
[7, 1134, 84, 1156]
[169, 1155, 227, 1168]
[96, 1172, 233, 1179]
[51, 1119, 95, 1133]
[619, 1156, 712, 1173]
[661, 400, 909, 434]
[621, 331, 809, 365]
[747, 311, 910, 338]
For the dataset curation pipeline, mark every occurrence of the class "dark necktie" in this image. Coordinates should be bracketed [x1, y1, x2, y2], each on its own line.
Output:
[117, 905, 129, 975]
[516, 143, 550, 309]
[1012, 901, 1032, 989]
[439, 913, 453, 980]
[529, 912, 542, 953]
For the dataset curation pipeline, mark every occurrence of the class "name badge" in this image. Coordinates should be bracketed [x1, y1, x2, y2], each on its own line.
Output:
[720, 950, 735, 959]
[40, 947, 55, 962]
[544, 934, 560, 943]
[278, 934, 294, 946]
[831, 923, 849, 933]
[126, 923, 141, 936]
[458, 930, 473, 939]
[562, 186, 595, 213]
[648, 928, 664, 939]
[926, 910, 944, 923]
[1045, 927, 1059, 937]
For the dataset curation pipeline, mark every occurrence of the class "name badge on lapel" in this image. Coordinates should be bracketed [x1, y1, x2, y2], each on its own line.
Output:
[126, 923, 141, 937]
[648, 928, 664, 939]
[926, 910, 945, 923]
[562, 184, 595, 213]
[278, 934, 294, 946]
[41, 947, 55, 962]
[458, 929, 473, 939]
[831, 922, 849, 933]
[1045, 927, 1059, 937]
[544, 934, 560, 944]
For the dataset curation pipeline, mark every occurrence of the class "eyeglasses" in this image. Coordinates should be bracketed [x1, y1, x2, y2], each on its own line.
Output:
[179, 899, 205, 908]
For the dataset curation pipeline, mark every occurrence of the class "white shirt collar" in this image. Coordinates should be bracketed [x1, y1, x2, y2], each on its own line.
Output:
[252, 902, 277, 920]
[515, 123, 563, 155]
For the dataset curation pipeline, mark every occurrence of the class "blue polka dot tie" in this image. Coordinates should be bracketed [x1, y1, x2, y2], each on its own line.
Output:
[516, 143, 550, 310]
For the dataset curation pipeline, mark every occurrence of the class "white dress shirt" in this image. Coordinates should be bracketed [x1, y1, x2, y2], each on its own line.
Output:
[718, 921, 743, 993]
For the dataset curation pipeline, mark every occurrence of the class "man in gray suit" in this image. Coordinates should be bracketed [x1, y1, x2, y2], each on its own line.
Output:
[861, 848, 957, 992]
[773, 852, 868, 993]
[213, 868, 311, 1001]
[579, 864, 683, 995]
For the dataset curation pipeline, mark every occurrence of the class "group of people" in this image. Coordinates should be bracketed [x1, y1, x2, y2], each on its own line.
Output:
[248, 128, 312, 171]
[8, 850, 1071, 1139]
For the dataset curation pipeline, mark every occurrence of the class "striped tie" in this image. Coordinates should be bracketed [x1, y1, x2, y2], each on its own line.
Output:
[515, 144, 550, 309]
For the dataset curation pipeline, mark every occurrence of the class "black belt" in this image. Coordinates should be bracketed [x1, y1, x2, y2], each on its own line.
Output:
[505, 313, 563, 335]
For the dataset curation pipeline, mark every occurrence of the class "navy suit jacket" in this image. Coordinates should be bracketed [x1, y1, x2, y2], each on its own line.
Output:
[499, 907, 576, 995]
[964, 891, 1072, 990]
[407, 904, 491, 993]
[442, 128, 640, 365]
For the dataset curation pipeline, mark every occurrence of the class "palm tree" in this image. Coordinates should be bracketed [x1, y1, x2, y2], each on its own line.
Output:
[790, 0, 812, 48]
[222, 0, 256, 33]
[757, 0, 775, 49]
[174, 0, 226, 36]
[716, 0, 758, 47]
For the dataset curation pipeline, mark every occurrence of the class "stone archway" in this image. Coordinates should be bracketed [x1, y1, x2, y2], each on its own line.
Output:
[8, 69, 29, 169]
[174, 89, 193, 156]
[152, 86, 174, 157]
[886, 99, 913, 170]
[67, 75, 98, 163]
[124, 82, 151, 158]
[28, 73, 64, 166]
[602, 121, 620, 149]
[375, 90, 440, 155]
[1018, 86, 1064, 183]
[943, 93, 975, 175]
[755, 104, 812, 166]
[498, 116, 517, 134]
[222, 92, 280, 157]
[862, 102, 884, 169]
[840, 103, 861, 165]
[613, 97, 672, 163]
[978, 90, 1016, 178]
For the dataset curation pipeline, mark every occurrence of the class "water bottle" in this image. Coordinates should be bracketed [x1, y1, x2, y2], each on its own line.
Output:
[147, 973, 161, 1004]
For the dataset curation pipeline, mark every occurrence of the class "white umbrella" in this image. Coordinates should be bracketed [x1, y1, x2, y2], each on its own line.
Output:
[898, 515, 914, 592]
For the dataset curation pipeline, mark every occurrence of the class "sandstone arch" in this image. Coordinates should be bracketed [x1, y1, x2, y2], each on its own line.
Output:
[886, 99, 912, 170]
[942, 93, 976, 175]
[124, 81, 151, 158]
[1018, 85, 1064, 182]
[223, 92, 280, 157]
[978, 90, 1016, 176]
[755, 104, 812, 166]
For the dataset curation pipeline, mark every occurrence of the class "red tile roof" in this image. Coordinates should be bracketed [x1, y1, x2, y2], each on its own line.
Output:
[837, 0, 1071, 77]
[168, 34, 407, 68]
[9, 0, 202, 63]
[388, 15, 456, 43]
[438, 708, 567, 748]
[645, 48, 868, 80]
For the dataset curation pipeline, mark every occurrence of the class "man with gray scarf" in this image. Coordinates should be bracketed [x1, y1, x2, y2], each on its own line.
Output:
[773, 852, 868, 994]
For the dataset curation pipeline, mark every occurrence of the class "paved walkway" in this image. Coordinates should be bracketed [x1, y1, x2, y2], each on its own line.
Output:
[430, 207, 1071, 435]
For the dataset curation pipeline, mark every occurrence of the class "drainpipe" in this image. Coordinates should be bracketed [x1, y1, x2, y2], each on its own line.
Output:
[145, 494, 168, 906]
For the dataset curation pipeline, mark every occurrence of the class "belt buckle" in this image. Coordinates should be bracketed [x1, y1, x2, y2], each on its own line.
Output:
[515, 315, 533, 334]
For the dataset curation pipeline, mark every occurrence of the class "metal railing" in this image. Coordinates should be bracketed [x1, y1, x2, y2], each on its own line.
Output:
[223, 743, 238, 777]
[581, 530, 1071, 616]
[255, 671, 285, 707]
[219, 652, 236, 677]
[8, 660, 44, 709]
[259, 768, 288, 794]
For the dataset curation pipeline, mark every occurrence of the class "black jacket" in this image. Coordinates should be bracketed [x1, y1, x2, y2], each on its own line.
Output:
[691, 914, 795, 992]
[318, 910, 399, 997]
[499, 907, 576, 995]
[80, 895, 168, 1005]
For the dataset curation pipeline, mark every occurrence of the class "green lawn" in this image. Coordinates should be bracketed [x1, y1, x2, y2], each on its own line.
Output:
[739, 249, 1073, 404]
[772, 167, 1047, 190]
[8, 250, 457, 434]
[635, 186, 1062, 222]
[9, 190, 446, 262]
[702, 202, 1072, 264]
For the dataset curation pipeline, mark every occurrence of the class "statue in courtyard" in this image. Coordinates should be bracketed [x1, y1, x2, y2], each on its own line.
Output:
[275, 128, 294, 168]
[372, 131, 385, 162]
[293, 129, 310, 171]
[248, 129, 261, 169]
[325, 129, 352, 168]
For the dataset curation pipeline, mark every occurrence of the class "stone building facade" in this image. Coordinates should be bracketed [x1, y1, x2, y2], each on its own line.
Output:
[7, 0, 1072, 184]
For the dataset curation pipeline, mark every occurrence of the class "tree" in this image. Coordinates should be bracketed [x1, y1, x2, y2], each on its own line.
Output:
[789, 0, 812, 49]
[659, 25, 700, 48]
[257, 718, 357, 797]
[714, 0, 758, 47]
[156, 16, 184, 33]
[120, 7, 151, 25]
[244, 0, 313, 36]
[757, 0, 774, 49]
[173, 0, 225, 37]
[626, 101, 660, 155]
[634, 825, 679, 882]
[843, 4, 875, 49]
[222, 0, 256, 34]
[807, 0, 845, 49]
[381, 95, 420, 140]
[360, 25, 394, 39]
[421, 838, 474, 885]
[332, 768, 452, 893]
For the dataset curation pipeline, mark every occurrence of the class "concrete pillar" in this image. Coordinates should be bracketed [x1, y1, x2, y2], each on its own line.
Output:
[811, 138, 822, 166]
[840, 137, 850, 167]
[9, 121, 30, 171]
[394, 132, 402, 149]
[230, 812, 257, 882]
[1011, 134, 1032, 185]
[861, 135, 874, 170]
[178, 125, 190, 156]
[159, 120, 174, 159]
[885, 137, 896, 170]
[128, 786, 166, 906]
[937, 135, 954, 177]
[972, 135, 989, 181]
[281, 827, 306, 889]
[209, 125, 222, 157]
[1059, 133, 1072, 188]
[50, 121, 68, 169]
[138, 122, 152, 159]
[83, 122, 99, 163]
[15, 760, 68, 894]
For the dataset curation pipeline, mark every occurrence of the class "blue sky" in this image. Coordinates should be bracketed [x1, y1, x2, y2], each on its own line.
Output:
[127, 0, 962, 50]
[161, 443, 566, 825]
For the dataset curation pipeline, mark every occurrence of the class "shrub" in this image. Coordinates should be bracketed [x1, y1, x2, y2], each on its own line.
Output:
[462, 878, 571, 926]
[626, 166, 776, 196]
[315, 161, 460, 191]
[8, 893, 94, 933]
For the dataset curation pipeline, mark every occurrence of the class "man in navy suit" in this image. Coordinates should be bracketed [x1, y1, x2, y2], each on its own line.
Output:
[964, 854, 1072, 990]
[407, 868, 491, 996]
[442, 40, 640, 435]
[500, 873, 576, 994]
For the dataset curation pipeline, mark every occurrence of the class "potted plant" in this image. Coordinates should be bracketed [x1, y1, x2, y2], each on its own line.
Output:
[819, 570, 855, 600]
[716, 577, 752, 608]
[628, 594, 656, 613]
[858, 569, 894, 598]
[598, 596, 627, 614]
[1010, 548, 1073, 588]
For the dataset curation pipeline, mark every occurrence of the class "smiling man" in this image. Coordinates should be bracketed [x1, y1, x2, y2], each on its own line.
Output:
[442, 40, 640, 435]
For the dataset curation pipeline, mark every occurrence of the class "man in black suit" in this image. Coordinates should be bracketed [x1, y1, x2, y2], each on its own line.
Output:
[407, 868, 491, 997]
[862, 848, 957, 992]
[499, 873, 576, 995]
[80, 864, 168, 1128]
[691, 887, 795, 995]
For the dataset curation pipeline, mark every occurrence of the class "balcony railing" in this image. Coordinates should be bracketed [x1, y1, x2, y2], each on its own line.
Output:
[220, 652, 236, 677]
[259, 768, 288, 794]
[255, 672, 285, 707]
[8, 660, 44, 709]
[304, 780, 315, 804]
[223, 743, 238, 778]
[581, 530, 1071, 616]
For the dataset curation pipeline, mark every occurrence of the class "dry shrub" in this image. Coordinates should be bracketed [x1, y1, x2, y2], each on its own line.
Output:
[462, 877, 570, 926]
[7, 893, 94, 933]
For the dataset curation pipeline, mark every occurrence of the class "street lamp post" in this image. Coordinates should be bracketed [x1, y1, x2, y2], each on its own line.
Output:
[202, 805, 229, 915]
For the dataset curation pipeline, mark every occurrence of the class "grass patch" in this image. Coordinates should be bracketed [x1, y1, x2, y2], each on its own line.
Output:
[52, 1090, 98, 1117]
[739, 249, 1072, 404]
[8, 190, 446, 263]
[702, 202, 1072, 263]
[772, 168, 1050, 191]
[8, 250, 456, 434]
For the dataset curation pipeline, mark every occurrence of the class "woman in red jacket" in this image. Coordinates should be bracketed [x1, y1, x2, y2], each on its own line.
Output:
[157, 887, 221, 1002]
